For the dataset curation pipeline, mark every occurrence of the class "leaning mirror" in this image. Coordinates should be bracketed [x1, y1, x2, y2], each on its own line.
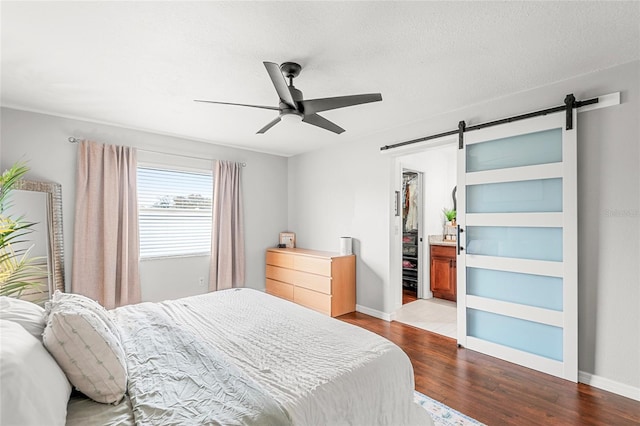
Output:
[9, 180, 65, 302]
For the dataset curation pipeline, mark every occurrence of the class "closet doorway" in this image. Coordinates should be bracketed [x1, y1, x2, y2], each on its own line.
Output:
[393, 144, 458, 338]
[401, 170, 422, 304]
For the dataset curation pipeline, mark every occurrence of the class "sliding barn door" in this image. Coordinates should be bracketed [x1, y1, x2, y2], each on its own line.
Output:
[456, 111, 577, 381]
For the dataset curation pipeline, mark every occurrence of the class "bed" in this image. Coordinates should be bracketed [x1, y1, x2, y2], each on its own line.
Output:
[1, 289, 433, 425]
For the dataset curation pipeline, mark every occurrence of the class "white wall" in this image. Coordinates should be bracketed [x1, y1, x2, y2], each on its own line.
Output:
[287, 60, 640, 392]
[399, 145, 457, 238]
[287, 137, 392, 312]
[0, 108, 288, 302]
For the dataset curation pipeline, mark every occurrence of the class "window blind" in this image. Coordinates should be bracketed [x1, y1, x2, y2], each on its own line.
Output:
[137, 167, 213, 258]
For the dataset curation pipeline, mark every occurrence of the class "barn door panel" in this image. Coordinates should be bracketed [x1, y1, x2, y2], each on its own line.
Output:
[457, 111, 577, 381]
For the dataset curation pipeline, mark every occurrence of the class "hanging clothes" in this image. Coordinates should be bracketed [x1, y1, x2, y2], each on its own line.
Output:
[403, 180, 411, 218]
[404, 175, 418, 232]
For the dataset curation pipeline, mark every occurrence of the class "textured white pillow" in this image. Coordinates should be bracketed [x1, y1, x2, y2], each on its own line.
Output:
[0, 296, 46, 341]
[46, 291, 121, 339]
[0, 319, 72, 426]
[43, 294, 127, 404]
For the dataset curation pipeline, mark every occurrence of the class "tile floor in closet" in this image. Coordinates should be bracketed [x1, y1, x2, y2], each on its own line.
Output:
[394, 298, 457, 339]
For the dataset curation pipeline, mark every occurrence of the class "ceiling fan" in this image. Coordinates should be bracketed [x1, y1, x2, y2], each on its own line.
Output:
[195, 61, 382, 134]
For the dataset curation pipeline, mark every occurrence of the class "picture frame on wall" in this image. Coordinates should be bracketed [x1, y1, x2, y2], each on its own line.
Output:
[279, 232, 296, 248]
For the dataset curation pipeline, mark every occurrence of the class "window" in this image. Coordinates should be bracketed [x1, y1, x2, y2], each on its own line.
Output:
[137, 166, 213, 258]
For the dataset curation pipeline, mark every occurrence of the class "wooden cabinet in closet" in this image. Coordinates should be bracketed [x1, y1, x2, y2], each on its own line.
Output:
[430, 245, 457, 301]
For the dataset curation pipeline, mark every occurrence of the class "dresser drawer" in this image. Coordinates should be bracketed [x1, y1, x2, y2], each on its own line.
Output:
[293, 255, 332, 276]
[266, 251, 294, 268]
[266, 265, 331, 294]
[294, 272, 331, 295]
[294, 286, 331, 316]
[265, 264, 287, 281]
[265, 278, 293, 301]
[431, 244, 456, 259]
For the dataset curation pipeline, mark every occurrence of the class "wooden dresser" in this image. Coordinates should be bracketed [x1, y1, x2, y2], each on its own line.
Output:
[265, 248, 356, 317]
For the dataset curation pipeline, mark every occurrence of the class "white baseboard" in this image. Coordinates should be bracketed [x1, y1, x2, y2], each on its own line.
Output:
[579, 371, 640, 401]
[356, 305, 392, 321]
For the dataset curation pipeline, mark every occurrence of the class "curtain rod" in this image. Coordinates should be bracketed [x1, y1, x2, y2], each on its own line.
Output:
[379, 94, 599, 152]
[67, 137, 246, 167]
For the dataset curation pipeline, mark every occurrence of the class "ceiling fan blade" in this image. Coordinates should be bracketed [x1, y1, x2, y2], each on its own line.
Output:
[300, 93, 382, 115]
[194, 99, 279, 111]
[263, 61, 296, 109]
[302, 113, 345, 134]
[256, 116, 282, 134]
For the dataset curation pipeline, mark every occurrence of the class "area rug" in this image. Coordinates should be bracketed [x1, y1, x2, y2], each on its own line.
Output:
[415, 391, 485, 426]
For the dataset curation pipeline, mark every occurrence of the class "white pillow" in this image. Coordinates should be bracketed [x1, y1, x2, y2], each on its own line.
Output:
[43, 294, 127, 404]
[0, 319, 71, 426]
[46, 291, 121, 339]
[0, 296, 46, 341]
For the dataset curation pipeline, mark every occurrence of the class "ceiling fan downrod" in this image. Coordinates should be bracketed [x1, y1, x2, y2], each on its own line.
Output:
[280, 62, 301, 87]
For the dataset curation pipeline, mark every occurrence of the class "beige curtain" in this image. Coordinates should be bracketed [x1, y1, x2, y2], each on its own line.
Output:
[71, 140, 141, 309]
[209, 160, 245, 291]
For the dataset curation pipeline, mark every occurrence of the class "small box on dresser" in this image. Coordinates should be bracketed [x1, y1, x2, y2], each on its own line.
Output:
[265, 248, 356, 317]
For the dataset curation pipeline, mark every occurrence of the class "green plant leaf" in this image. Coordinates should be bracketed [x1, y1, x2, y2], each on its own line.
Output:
[0, 162, 29, 212]
[0, 161, 47, 298]
[442, 208, 457, 221]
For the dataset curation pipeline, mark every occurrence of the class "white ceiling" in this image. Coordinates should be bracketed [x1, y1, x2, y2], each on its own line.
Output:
[2, 1, 639, 157]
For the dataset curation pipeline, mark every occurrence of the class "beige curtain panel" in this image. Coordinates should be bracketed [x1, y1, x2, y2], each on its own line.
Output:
[209, 160, 245, 291]
[71, 140, 141, 309]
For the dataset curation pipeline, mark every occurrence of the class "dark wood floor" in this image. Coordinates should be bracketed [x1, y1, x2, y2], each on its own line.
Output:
[403, 288, 418, 304]
[338, 311, 640, 426]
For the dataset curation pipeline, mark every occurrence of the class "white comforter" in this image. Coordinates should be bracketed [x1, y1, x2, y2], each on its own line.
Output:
[109, 288, 432, 426]
[114, 299, 292, 425]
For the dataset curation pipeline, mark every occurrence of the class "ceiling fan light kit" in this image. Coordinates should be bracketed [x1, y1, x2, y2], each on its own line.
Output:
[195, 61, 382, 134]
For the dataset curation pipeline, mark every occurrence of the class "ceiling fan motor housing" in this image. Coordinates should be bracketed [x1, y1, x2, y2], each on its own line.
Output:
[286, 86, 303, 103]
